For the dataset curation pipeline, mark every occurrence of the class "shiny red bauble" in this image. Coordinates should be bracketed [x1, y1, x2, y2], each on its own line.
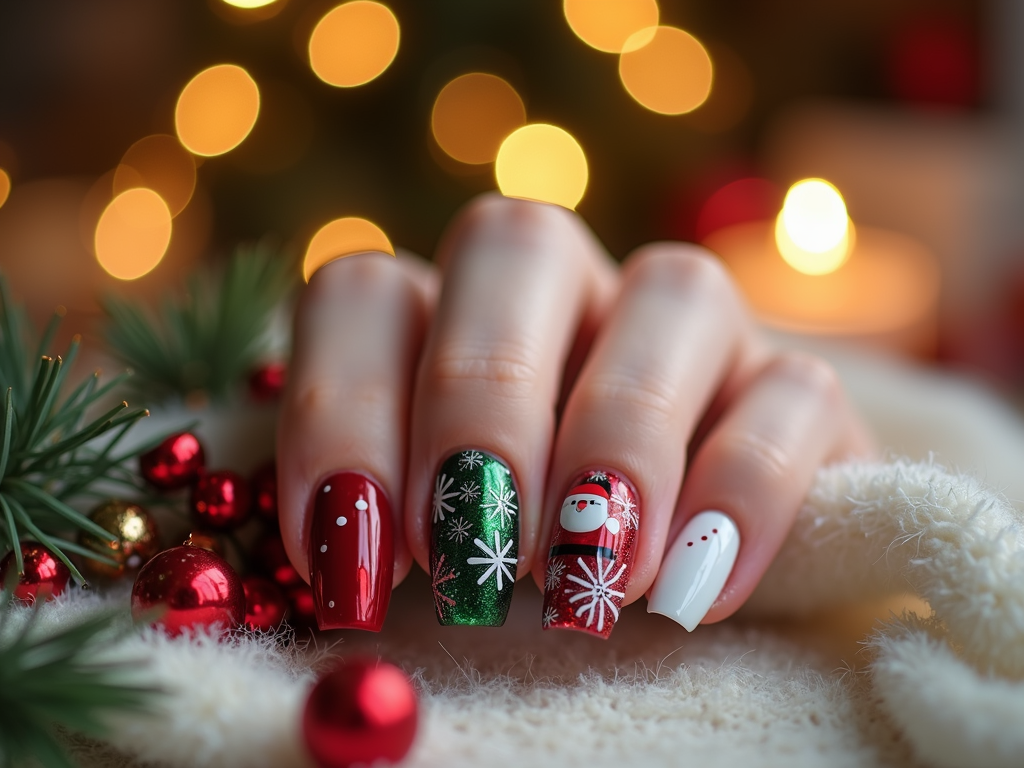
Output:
[131, 546, 244, 637]
[288, 582, 317, 628]
[190, 469, 252, 530]
[302, 659, 418, 768]
[0, 542, 71, 602]
[248, 362, 287, 402]
[140, 432, 206, 490]
[253, 532, 302, 588]
[250, 461, 278, 521]
[242, 576, 288, 632]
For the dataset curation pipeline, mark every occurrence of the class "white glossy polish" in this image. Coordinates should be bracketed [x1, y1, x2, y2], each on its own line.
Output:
[647, 510, 740, 632]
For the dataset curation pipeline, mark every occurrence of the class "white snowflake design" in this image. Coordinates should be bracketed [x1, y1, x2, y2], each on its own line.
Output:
[431, 554, 457, 617]
[587, 471, 608, 483]
[432, 473, 458, 523]
[458, 481, 480, 502]
[458, 450, 484, 470]
[611, 490, 638, 530]
[565, 555, 627, 633]
[466, 530, 516, 591]
[542, 606, 560, 628]
[544, 559, 566, 591]
[447, 516, 472, 543]
[481, 482, 518, 529]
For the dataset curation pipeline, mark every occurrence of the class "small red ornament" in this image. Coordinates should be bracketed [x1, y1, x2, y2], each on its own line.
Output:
[288, 582, 317, 628]
[302, 658, 418, 768]
[190, 469, 252, 530]
[140, 432, 206, 490]
[243, 576, 288, 632]
[0, 542, 71, 603]
[131, 545, 245, 636]
[253, 532, 303, 588]
[248, 362, 287, 402]
[250, 461, 278, 521]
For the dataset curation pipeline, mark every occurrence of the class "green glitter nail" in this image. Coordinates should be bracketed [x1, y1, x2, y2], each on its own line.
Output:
[429, 450, 519, 626]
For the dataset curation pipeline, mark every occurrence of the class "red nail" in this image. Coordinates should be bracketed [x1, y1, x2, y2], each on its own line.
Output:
[309, 472, 393, 631]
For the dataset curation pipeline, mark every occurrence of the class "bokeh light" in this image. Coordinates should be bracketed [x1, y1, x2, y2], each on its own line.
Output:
[0, 170, 9, 210]
[775, 179, 853, 275]
[222, 0, 278, 7]
[431, 73, 526, 165]
[563, 0, 658, 53]
[495, 124, 588, 210]
[303, 217, 394, 281]
[95, 188, 173, 280]
[175, 65, 261, 156]
[308, 2, 400, 88]
[619, 26, 713, 114]
[113, 135, 196, 217]
[695, 178, 783, 243]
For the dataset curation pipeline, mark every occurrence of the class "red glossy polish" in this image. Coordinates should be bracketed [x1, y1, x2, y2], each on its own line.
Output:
[309, 473, 393, 631]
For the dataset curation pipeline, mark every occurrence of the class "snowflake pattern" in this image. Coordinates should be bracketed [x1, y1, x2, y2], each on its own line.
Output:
[611, 490, 638, 530]
[447, 516, 472, 543]
[542, 606, 559, 628]
[432, 473, 458, 523]
[565, 555, 626, 633]
[481, 482, 518, 529]
[544, 559, 566, 591]
[431, 554, 458, 617]
[458, 480, 481, 502]
[458, 450, 484, 470]
[466, 530, 516, 591]
[587, 471, 608, 483]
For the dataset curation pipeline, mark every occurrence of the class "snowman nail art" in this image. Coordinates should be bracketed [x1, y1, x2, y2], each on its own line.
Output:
[647, 510, 739, 632]
[541, 469, 638, 639]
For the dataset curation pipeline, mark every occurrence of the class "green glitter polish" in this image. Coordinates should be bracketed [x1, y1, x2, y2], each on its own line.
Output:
[429, 449, 519, 626]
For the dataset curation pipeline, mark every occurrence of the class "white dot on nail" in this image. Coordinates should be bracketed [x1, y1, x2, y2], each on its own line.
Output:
[355, 499, 368, 511]
[320, 544, 328, 553]
[323, 485, 331, 493]
[328, 601, 335, 608]
[336, 516, 347, 526]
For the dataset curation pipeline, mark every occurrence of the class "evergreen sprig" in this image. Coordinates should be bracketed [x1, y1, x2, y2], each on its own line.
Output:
[101, 241, 297, 404]
[0, 281, 163, 585]
[0, 579, 159, 768]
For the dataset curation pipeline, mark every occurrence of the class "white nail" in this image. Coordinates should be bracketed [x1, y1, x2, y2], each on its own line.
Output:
[647, 510, 739, 632]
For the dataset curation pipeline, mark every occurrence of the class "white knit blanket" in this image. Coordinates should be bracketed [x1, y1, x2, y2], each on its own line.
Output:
[10, 348, 1024, 768]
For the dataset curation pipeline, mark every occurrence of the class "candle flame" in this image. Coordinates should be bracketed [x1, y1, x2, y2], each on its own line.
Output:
[775, 178, 853, 276]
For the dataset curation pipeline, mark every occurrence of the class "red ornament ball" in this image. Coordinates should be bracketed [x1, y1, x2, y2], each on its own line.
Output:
[250, 461, 278, 521]
[253, 532, 303, 588]
[288, 582, 317, 628]
[190, 469, 252, 530]
[248, 361, 287, 402]
[140, 432, 206, 490]
[302, 659, 418, 768]
[0, 542, 71, 603]
[131, 546, 244, 637]
[243, 576, 288, 632]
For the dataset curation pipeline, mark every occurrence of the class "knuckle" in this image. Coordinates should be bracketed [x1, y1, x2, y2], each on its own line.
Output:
[291, 382, 391, 427]
[427, 341, 541, 399]
[628, 244, 735, 301]
[715, 430, 794, 486]
[769, 351, 844, 404]
[305, 252, 403, 300]
[577, 372, 679, 426]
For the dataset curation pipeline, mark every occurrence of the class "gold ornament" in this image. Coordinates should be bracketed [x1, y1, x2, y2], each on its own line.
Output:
[79, 500, 161, 579]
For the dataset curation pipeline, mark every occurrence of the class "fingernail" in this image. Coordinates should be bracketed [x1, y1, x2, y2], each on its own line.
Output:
[309, 472, 394, 631]
[429, 450, 519, 626]
[647, 510, 739, 632]
[541, 469, 638, 639]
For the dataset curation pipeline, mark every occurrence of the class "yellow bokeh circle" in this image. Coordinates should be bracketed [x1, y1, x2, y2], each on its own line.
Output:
[114, 134, 196, 217]
[619, 26, 713, 114]
[495, 124, 588, 210]
[94, 188, 173, 281]
[563, 0, 659, 53]
[309, 2, 400, 88]
[0, 169, 9, 209]
[431, 73, 526, 165]
[303, 217, 394, 281]
[222, 0, 278, 7]
[175, 64, 261, 156]
[774, 178, 853, 276]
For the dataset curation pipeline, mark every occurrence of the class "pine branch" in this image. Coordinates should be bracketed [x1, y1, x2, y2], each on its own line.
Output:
[101, 241, 297, 404]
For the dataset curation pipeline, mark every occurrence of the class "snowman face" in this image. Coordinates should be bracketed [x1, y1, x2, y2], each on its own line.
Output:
[560, 491, 609, 532]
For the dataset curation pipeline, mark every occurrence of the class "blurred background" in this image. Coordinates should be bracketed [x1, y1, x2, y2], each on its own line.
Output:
[1, 0, 1022, 387]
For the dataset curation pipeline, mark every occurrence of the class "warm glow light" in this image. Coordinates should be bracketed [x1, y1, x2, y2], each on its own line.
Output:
[94, 188, 172, 280]
[303, 217, 394, 281]
[222, 0, 278, 7]
[0, 170, 9, 209]
[175, 65, 260, 157]
[563, 0, 658, 53]
[309, 2, 400, 88]
[431, 74, 526, 165]
[618, 26, 713, 114]
[495, 124, 588, 210]
[775, 179, 853, 276]
[114, 135, 196, 217]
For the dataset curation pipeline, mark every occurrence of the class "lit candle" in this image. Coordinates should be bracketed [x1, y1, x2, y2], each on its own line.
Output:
[704, 178, 941, 356]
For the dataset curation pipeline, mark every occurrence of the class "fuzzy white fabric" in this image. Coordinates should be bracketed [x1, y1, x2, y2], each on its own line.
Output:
[10, 348, 1024, 768]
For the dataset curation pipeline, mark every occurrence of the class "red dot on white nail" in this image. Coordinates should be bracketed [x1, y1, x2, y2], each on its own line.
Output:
[687, 542, 693, 546]
[702, 535, 707, 541]
[355, 499, 368, 511]
[713, 529, 718, 533]
[336, 516, 347, 526]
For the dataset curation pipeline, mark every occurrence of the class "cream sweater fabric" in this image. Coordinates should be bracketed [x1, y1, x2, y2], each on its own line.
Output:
[8, 348, 1024, 768]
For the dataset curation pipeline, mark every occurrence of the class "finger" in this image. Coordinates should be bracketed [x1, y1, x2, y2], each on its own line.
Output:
[407, 194, 617, 627]
[647, 351, 868, 631]
[537, 243, 770, 638]
[277, 252, 435, 631]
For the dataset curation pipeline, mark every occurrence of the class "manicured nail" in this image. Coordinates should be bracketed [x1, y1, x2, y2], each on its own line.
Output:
[429, 449, 519, 626]
[541, 469, 638, 639]
[647, 510, 739, 632]
[309, 472, 393, 631]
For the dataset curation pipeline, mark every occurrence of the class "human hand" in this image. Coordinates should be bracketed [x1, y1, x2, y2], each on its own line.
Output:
[276, 194, 874, 636]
